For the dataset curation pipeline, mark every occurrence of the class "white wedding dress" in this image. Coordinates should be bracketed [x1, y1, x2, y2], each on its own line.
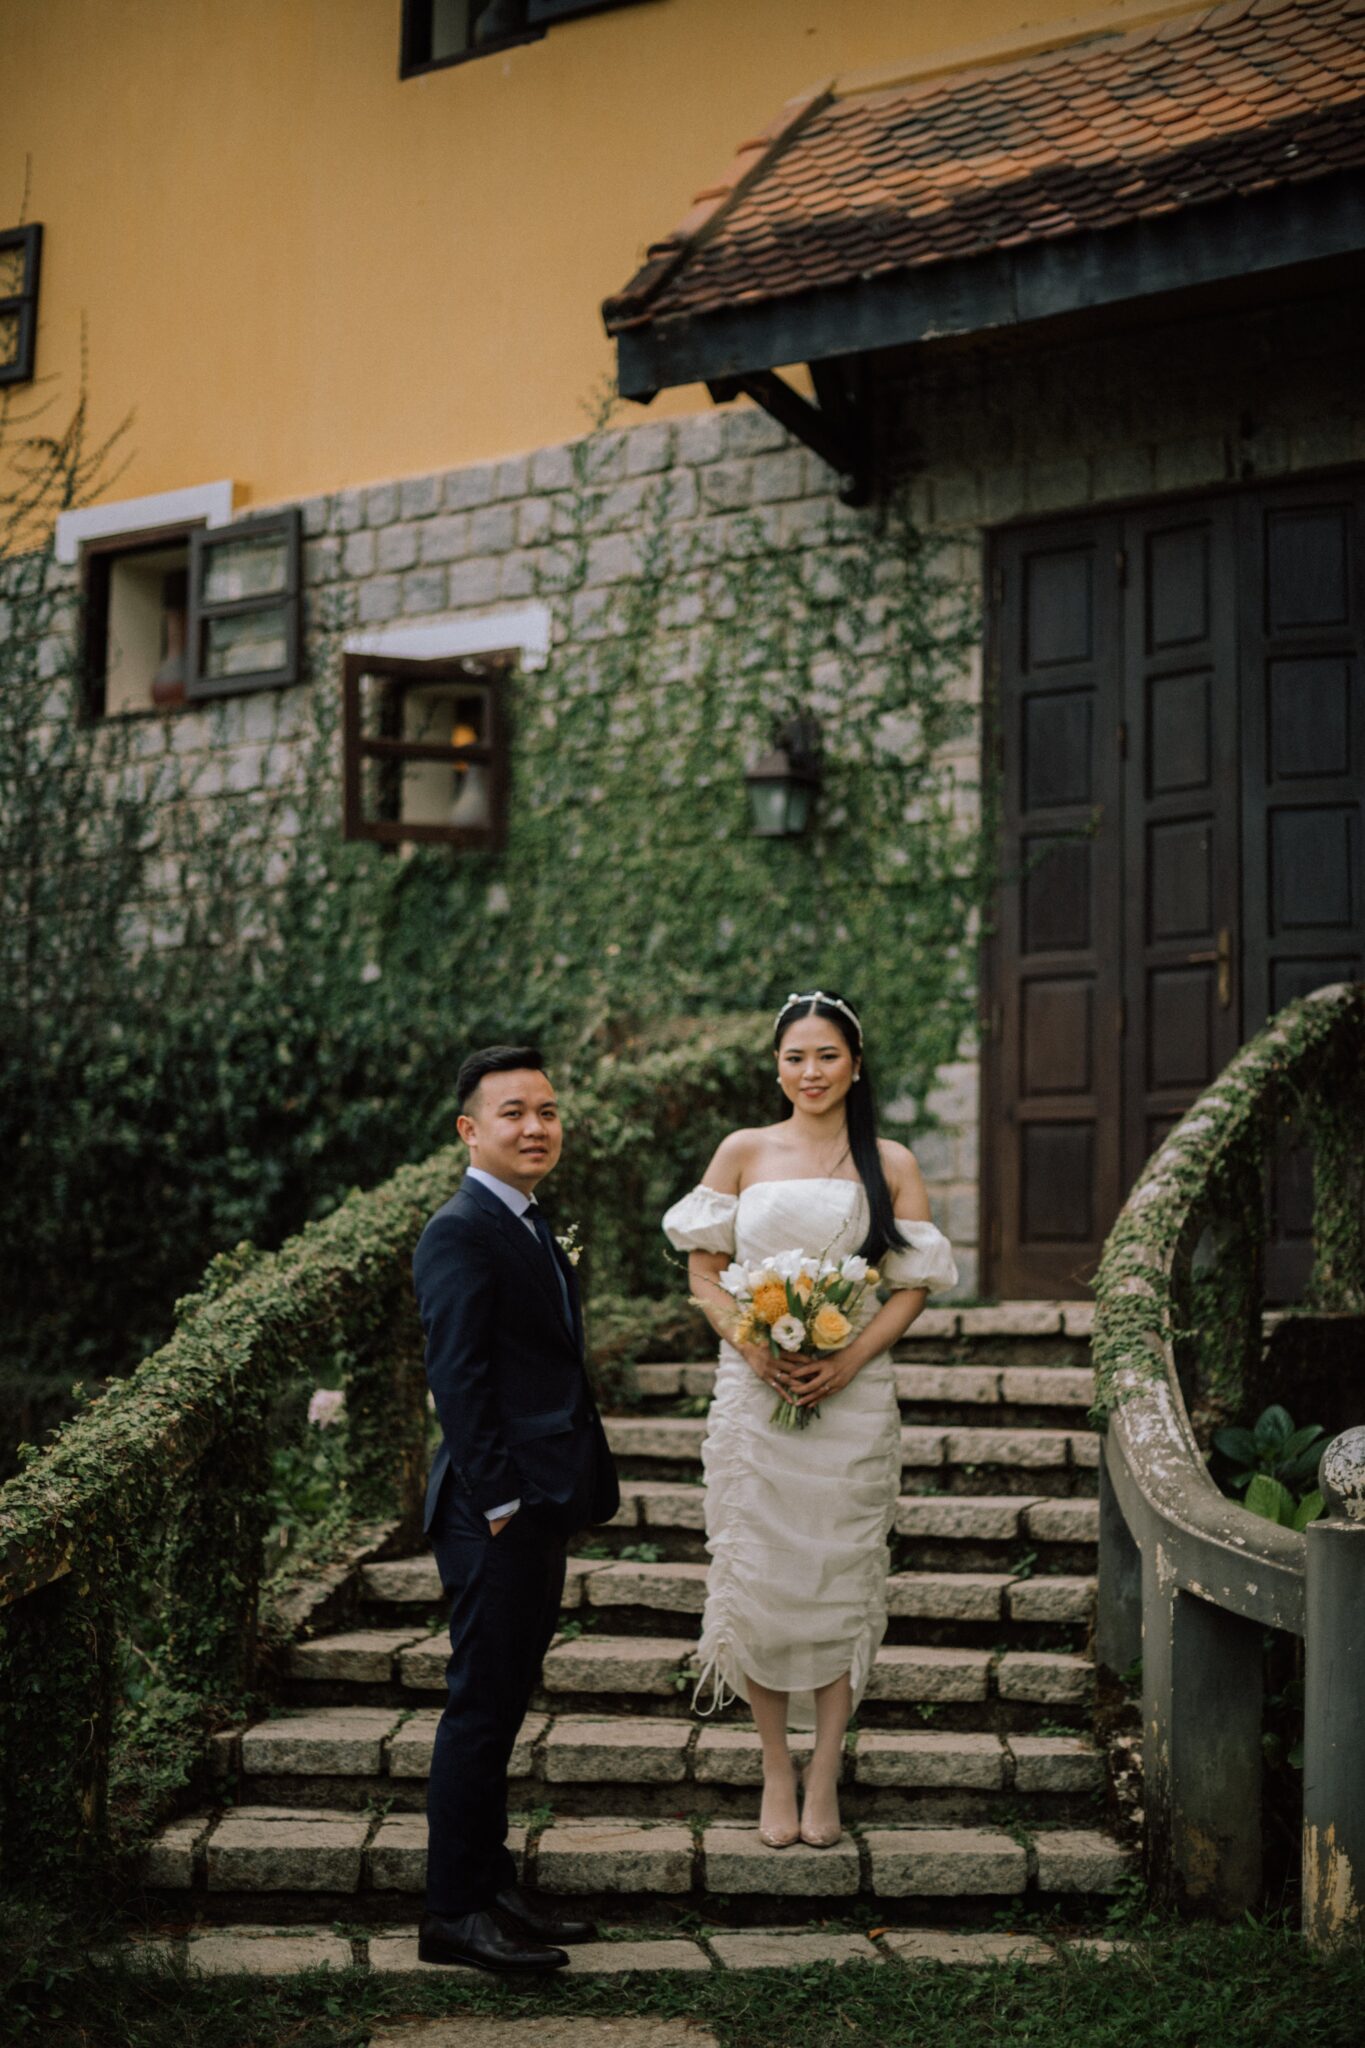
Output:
[661, 1177, 958, 1729]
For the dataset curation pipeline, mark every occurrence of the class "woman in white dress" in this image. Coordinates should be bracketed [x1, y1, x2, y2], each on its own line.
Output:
[662, 991, 957, 1849]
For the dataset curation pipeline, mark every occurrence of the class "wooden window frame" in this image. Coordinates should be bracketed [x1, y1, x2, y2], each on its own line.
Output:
[80, 519, 203, 721]
[398, 0, 648, 77]
[186, 507, 302, 699]
[342, 650, 510, 849]
[0, 223, 42, 387]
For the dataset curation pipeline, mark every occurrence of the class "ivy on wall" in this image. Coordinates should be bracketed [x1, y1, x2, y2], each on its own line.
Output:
[0, 384, 993, 1467]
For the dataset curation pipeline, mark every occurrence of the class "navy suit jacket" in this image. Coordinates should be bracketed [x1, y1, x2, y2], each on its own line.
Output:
[413, 1175, 619, 1539]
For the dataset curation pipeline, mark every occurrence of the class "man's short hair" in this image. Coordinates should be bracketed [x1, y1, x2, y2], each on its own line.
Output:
[456, 1044, 549, 1113]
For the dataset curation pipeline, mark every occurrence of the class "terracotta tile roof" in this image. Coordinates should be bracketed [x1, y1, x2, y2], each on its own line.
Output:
[604, 0, 1365, 333]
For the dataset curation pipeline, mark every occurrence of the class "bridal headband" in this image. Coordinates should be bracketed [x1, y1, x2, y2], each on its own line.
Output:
[776, 990, 863, 1039]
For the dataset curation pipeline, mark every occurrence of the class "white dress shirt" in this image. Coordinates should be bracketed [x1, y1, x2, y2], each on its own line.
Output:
[463, 1165, 547, 1523]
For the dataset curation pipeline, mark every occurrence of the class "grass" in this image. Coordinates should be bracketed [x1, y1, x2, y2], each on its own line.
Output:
[3, 1910, 1362, 2047]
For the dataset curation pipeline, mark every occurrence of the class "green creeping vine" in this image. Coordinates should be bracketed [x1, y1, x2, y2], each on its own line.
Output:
[1091, 983, 1365, 1430]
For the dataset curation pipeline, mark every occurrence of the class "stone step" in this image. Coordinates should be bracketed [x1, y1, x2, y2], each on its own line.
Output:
[147, 1804, 1130, 1903]
[286, 1629, 1094, 1716]
[360, 1553, 1094, 1628]
[630, 1361, 1096, 1411]
[603, 1416, 1098, 1479]
[229, 1704, 1104, 1803]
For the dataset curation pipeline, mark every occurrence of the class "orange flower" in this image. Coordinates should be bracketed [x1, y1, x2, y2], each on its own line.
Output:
[794, 1269, 816, 1302]
[811, 1304, 852, 1352]
[752, 1277, 790, 1323]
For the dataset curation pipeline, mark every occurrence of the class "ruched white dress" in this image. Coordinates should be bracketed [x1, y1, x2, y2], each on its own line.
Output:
[662, 1177, 958, 1729]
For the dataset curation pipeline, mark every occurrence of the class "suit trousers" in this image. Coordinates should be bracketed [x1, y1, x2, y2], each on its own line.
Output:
[425, 1491, 567, 1916]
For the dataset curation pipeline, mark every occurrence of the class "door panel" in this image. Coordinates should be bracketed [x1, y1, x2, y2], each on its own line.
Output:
[984, 471, 1364, 1301]
[987, 518, 1124, 1297]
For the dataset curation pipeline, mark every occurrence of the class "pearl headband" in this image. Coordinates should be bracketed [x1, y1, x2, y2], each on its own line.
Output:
[776, 989, 863, 1042]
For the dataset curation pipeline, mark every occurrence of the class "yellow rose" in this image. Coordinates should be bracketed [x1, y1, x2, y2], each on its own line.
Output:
[752, 1278, 790, 1323]
[811, 1304, 852, 1352]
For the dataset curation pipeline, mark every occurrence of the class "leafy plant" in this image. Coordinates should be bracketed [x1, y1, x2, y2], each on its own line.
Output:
[1213, 1404, 1326, 1531]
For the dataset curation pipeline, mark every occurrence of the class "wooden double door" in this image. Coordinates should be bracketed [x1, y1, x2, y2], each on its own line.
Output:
[983, 474, 1364, 1300]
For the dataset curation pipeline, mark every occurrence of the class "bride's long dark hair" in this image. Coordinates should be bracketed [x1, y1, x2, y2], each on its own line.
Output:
[772, 991, 909, 1264]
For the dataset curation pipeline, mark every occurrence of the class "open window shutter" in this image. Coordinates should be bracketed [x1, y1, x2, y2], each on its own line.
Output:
[186, 507, 302, 699]
[526, 1, 643, 24]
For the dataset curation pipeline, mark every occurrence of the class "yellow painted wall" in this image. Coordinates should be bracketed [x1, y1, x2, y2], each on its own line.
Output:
[3, 0, 1201, 514]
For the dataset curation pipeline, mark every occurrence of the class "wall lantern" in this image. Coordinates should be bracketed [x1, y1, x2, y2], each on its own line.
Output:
[744, 714, 823, 838]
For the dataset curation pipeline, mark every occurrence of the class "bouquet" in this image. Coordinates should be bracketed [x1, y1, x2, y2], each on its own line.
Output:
[713, 1248, 880, 1431]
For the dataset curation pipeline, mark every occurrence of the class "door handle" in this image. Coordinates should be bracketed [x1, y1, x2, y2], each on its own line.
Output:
[1185, 928, 1233, 1009]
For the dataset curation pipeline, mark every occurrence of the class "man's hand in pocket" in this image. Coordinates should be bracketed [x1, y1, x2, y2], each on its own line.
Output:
[488, 1514, 513, 1536]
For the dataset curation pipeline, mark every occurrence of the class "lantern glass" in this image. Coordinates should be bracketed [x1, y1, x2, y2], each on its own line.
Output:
[747, 777, 792, 838]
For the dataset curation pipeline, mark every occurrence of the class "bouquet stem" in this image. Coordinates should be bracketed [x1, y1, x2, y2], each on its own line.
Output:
[770, 1392, 821, 1431]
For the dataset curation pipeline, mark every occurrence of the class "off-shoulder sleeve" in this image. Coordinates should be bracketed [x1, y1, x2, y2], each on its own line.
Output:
[879, 1219, 958, 1294]
[661, 1184, 739, 1254]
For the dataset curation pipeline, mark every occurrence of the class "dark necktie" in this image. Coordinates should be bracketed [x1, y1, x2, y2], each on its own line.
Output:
[526, 1202, 574, 1333]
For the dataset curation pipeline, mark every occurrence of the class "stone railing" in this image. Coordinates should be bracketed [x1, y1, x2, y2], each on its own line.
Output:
[1093, 982, 1365, 1944]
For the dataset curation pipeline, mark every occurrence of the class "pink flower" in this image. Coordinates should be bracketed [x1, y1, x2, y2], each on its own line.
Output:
[308, 1388, 345, 1428]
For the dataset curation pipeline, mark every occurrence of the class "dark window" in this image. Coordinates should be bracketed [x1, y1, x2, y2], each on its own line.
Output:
[400, 0, 648, 75]
[342, 651, 509, 848]
[0, 224, 42, 387]
[81, 508, 302, 717]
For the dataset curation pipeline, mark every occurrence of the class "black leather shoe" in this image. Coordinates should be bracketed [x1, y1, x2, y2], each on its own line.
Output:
[417, 1908, 569, 1972]
[495, 1881, 598, 1945]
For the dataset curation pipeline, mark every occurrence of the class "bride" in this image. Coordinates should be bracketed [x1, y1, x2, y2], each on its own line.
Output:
[661, 990, 958, 1849]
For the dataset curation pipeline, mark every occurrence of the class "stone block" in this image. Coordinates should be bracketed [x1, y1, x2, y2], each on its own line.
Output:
[883, 1927, 1052, 1966]
[710, 1931, 875, 1969]
[887, 1572, 1007, 1621]
[895, 1365, 999, 1405]
[1034, 1829, 1131, 1893]
[536, 1820, 693, 1893]
[531, 443, 575, 491]
[897, 1307, 960, 1341]
[401, 568, 448, 614]
[186, 1929, 353, 1976]
[377, 524, 418, 572]
[448, 557, 500, 607]
[624, 421, 675, 475]
[1070, 1433, 1100, 1468]
[605, 1417, 705, 1460]
[894, 1496, 1031, 1543]
[864, 1826, 1026, 1896]
[241, 1707, 400, 1776]
[305, 535, 341, 584]
[343, 530, 376, 578]
[418, 513, 470, 564]
[900, 1426, 947, 1468]
[301, 496, 330, 536]
[469, 503, 516, 554]
[628, 1481, 706, 1529]
[397, 1637, 450, 1691]
[585, 532, 644, 586]
[144, 1813, 212, 1888]
[681, 1365, 715, 1398]
[723, 407, 789, 456]
[289, 1629, 422, 1685]
[947, 1428, 1071, 1469]
[1024, 1499, 1099, 1543]
[585, 1561, 708, 1613]
[960, 1302, 1063, 1337]
[541, 1635, 689, 1696]
[330, 489, 364, 534]
[444, 464, 497, 510]
[854, 1731, 1004, 1790]
[673, 412, 725, 465]
[367, 1812, 427, 1890]
[1062, 1302, 1095, 1337]
[995, 1652, 1092, 1704]
[362, 1556, 442, 1604]
[517, 496, 555, 547]
[866, 1646, 992, 1702]
[564, 1939, 710, 1973]
[206, 1807, 367, 1892]
[702, 1826, 859, 1895]
[749, 449, 808, 502]
[693, 1728, 813, 1784]
[1007, 1576, 1095, 1624]
[399, 473, 443, 519]
[630, 1363, 684, 1397]
[543, 1717, 690, 1783]
[357, 576, 401, 624]
[366, 1932, 476, 1975]
[999, 1367, 1094, 1408]
[1009, 1735, 1103, 1794]
[365, 484, 398, 527]
[700, 461, 753, 512]
[494, 454, 530, 498]
[386, 1709, 442, 1778]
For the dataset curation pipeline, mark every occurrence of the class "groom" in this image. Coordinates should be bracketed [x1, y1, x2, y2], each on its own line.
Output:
[413, 1044, 620, 1972]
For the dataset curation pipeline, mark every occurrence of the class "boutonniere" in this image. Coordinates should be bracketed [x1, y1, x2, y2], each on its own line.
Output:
[556, 1221, 583, 1266]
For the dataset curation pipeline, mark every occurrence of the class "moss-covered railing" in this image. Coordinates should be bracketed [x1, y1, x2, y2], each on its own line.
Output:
[0, 1014, 770, 1902]
[1093, 982, 1365, 1945]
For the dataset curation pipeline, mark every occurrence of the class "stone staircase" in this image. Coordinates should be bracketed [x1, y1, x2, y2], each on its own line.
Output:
[144, 1303, 1135, 1969]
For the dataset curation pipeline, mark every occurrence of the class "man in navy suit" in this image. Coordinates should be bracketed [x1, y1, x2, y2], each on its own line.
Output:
[412, 1044, 620, 1972]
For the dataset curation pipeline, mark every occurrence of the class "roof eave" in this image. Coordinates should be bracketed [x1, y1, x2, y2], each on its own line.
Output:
[613, 171, 1365, 404]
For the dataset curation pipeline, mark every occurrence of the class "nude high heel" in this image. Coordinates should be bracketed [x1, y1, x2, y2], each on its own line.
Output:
[758, 1759, 800, 1849]
[797, 1763, 843, 1848]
